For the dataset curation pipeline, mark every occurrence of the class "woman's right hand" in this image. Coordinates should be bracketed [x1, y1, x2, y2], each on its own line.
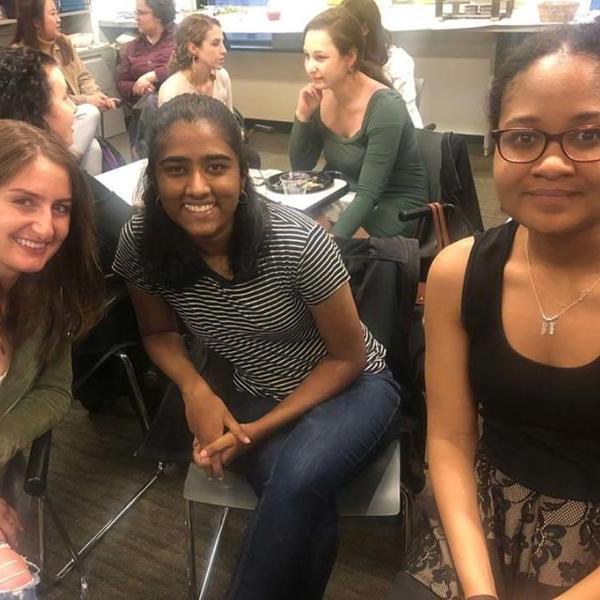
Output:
[295, 84, 322, 122]
[0, 498, 23, 548]
[182, 381, 250, 478]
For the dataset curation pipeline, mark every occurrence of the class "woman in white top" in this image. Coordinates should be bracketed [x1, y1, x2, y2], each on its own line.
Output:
[158, 14, 232, 110]
[341, 0, 423, 128]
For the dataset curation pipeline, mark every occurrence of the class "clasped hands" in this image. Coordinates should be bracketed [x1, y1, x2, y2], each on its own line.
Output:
[184, 384, 257, 479]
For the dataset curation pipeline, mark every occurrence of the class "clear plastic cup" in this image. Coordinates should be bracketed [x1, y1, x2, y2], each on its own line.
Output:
[280, 172, 310, 195]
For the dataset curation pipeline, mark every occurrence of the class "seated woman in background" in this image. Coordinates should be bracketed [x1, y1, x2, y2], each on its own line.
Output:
[0, 119, 102, 565]
[399, 21, 600, 600]
[289, 8, 427, 239]
[116, 0, 176, 104]
[0, 48, 132, 273]
[341, 0, 423, 128]
[13, 0, 120, 175]
[158, 14, 231, 110]
[113, 94, 400, 600]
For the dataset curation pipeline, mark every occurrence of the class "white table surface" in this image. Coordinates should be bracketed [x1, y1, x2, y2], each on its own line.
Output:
[96, 160, 353, 211]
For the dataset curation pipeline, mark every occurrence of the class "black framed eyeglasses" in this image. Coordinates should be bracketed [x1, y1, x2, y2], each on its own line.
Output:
[490, 125, 600, 164]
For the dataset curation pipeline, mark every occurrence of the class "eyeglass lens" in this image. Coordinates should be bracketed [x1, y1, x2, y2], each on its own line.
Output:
[498, 128, 600, 162]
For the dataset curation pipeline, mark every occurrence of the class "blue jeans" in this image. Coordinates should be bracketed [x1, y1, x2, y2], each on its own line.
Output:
[223, 369, 401, 600]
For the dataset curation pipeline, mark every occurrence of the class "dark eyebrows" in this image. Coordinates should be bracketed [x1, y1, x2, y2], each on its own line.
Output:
[159, 154, 234, 165]
[504, 112, 600, 129]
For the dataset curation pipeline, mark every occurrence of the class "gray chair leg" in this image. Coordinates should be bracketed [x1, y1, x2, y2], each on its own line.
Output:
[37, 496, 46, 575]
[114, 351, 151, 433]
[54, 462, 165, 582]
[199, 507, 230, 600]
[185, 500, 197, 600]
[46, 496, 89, 598]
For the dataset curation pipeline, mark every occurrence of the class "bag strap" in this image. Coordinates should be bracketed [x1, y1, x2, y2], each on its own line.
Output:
[430, 202, 451, 250]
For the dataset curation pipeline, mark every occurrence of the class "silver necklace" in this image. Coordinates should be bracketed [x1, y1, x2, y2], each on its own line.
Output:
[525, 241, 600, 336]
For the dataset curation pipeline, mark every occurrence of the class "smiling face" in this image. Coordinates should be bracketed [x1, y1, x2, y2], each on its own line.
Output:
[0, 155, 71, 285]
[190, 25, 227, 71]
[303, 28, 356, 90]
[494, 53, 600, 236]
[155, 120, 243, 252]
[44, 66, 75, 146]
[38, 0, 61, 42]
[136, 0, 162, 38]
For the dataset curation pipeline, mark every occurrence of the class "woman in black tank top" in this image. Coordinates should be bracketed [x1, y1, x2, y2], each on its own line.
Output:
[393, 22, 600, 600]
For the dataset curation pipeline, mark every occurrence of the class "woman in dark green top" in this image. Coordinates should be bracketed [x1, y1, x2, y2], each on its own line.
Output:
[289, 8, 427, 238]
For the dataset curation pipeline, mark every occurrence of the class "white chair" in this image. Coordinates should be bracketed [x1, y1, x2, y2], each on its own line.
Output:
[183, 439, 413, 600]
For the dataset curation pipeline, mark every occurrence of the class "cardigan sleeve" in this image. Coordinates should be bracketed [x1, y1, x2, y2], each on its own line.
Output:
[331, 92, 408, 237]
[289, 118, 323, 171]
[0, 343, 72, 469]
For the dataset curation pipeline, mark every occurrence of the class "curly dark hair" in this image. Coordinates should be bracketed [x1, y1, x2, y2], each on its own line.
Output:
[145, 0, 176, 27]
[0, 48, 56, 130]
[488, 20, 600, 129]
[304, 8, 391, 88]
[0, 120, 103, 361]
[169, 13, 221, 74]
[341, 0, 391, 67]
[140, 94, 269, 289]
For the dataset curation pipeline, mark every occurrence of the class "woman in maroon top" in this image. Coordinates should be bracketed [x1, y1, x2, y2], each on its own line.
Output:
[117, 0, 176, 104]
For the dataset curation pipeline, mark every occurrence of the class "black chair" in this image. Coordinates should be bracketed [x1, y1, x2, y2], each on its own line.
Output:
[408, 128, 484, 257]
[18, 276, 169, 595]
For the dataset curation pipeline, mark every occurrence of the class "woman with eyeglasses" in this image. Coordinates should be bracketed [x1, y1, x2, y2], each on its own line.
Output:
[116, 0, 176, 104]
[395, 22, 600, 600]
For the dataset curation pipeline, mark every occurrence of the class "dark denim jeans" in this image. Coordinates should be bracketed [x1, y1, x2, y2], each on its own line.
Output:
[223, 368, 401, 600]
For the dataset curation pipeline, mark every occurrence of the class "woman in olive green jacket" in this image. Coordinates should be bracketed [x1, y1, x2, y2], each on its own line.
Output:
[0, 120, 102, 547]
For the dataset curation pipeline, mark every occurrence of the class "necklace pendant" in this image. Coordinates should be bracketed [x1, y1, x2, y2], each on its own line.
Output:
[541, 319, 556, 336]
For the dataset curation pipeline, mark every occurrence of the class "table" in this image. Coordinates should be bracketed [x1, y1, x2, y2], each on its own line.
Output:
[95, 160, 353, 213]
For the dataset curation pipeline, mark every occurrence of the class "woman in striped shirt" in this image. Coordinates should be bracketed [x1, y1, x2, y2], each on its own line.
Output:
[113, 94, 401, 600]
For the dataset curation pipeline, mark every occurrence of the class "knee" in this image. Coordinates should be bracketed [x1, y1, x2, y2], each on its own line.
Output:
[76, 103, 101, 126]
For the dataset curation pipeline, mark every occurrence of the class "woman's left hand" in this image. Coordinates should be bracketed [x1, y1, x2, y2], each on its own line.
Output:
[193, 421, 260, 472]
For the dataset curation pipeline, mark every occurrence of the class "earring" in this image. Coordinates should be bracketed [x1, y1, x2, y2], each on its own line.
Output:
[155, 196, 163, 209]
[238, 190, 248, 205]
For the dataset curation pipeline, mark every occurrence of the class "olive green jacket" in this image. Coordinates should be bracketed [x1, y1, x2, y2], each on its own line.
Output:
[0, 330, 72, 469]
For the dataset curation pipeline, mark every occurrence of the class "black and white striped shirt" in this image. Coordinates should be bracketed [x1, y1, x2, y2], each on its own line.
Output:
[113, 202, 386, 400]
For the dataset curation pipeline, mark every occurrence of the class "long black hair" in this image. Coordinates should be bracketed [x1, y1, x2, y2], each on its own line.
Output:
[140, 94, 269, 289]
[488, 20, 600, 129]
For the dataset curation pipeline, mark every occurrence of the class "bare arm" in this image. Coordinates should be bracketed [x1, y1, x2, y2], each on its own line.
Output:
[425, 238, 498, 598]
[198, 282, 367, 464]
[554, 568, 600, 599]
[252, 282, 366, 439]
[127, 284, 249, 477]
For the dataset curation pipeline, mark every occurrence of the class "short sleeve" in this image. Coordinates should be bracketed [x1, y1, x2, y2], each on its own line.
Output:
[296, 225, 350, 305]
[112, 215, 162, 294]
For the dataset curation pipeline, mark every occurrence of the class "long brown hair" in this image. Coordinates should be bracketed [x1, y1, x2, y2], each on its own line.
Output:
[0, 120, 103, 361]
[304, 7, 391, 88]
[169, 13, 222, 74]
[12, 0, 75, 65]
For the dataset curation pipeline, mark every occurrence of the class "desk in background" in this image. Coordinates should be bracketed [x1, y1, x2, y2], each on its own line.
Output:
[96, 161, 352, 213]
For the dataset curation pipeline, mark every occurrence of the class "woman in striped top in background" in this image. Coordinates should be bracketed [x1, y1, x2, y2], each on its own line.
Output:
[113, 94, 400, 600]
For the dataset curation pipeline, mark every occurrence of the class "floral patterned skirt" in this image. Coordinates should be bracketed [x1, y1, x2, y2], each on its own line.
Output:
[405, 452, 600, 600]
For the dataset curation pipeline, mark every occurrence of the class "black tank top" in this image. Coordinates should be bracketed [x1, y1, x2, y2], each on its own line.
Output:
[462, 221, 600, 502]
